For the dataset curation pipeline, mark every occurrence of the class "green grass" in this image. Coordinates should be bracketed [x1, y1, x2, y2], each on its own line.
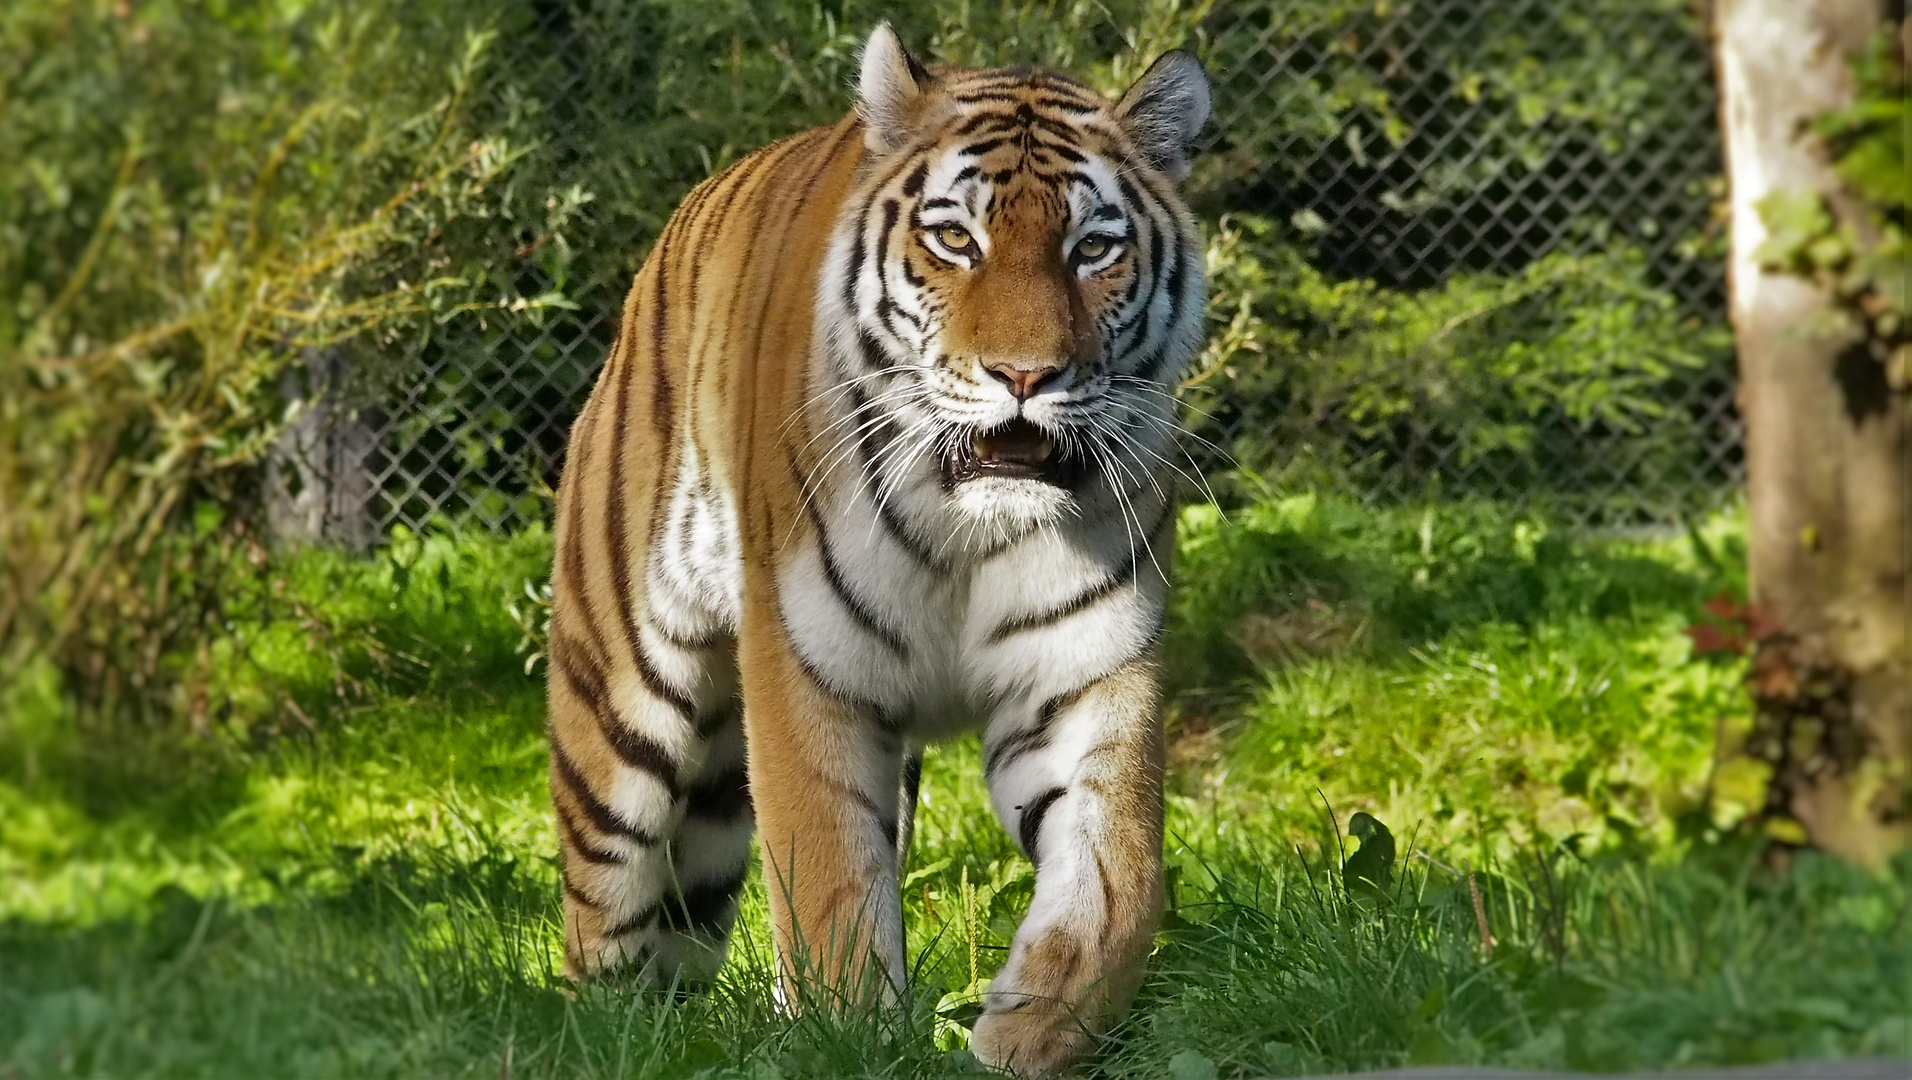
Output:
[2, 492, 1906, 1078]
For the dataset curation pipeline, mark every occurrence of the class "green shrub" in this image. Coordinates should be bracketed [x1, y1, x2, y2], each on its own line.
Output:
[1187, 214, 1728, 505]
[0, 0, 537, 720]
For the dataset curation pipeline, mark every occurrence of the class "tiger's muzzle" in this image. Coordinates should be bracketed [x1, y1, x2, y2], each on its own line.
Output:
[941, 417, 1087, 488]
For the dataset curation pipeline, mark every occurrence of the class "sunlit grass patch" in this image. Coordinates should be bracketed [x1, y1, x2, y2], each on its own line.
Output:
[2, 494, 1905, 1078]
[5, 804, 1902, 1078]
[1165, 490, 1753, 855]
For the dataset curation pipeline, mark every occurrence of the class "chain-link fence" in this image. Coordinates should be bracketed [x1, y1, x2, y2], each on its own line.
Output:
[1189, 0, 1737, 523]
[311, 0, 1736, 540]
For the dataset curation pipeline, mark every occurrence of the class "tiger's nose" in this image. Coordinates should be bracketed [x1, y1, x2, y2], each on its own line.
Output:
[984, 359, 1064, 401]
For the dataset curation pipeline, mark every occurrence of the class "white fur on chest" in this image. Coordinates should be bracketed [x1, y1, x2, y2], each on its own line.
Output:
[771, 472, 1167, 735]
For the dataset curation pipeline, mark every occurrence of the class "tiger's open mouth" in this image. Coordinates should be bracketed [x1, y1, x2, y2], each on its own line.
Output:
[943, 418, 1083, 487]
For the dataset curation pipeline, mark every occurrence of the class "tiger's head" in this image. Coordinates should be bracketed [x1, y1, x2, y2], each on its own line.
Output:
[814, 24, 1209, 541]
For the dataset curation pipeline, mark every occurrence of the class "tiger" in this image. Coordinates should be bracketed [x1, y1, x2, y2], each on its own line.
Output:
[543, 23, 1208, 1076]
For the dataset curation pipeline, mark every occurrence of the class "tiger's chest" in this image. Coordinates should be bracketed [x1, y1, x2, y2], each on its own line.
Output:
[648, 447, 1167, 736]
[767, 482, 1166, 738]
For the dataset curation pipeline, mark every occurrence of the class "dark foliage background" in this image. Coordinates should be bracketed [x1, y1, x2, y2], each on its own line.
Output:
[4, 0, 1733, 721]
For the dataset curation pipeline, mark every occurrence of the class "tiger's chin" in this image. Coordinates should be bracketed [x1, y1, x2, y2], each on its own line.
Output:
[947, 474, 1079, 535]
[941, 418, 1086, 534]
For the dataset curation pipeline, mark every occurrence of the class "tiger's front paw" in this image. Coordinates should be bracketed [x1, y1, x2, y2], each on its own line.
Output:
[970, 1002, 1092, 1078]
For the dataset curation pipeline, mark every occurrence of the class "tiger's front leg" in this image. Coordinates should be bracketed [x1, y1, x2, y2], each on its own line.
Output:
[739, 618, 910, 1008]
[972, 661, 1166, 1076]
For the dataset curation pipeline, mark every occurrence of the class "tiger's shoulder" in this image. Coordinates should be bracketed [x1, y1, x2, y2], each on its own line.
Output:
[561, 114, 866, 524]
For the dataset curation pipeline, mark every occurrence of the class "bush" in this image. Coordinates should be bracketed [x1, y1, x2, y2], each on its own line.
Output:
[1187, 214, 1728, 508]
[0, 0, 539, 720]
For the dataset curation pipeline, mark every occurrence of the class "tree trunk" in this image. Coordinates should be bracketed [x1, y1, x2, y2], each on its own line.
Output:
[266, 348, 376, 550]
[1715, 0, 1908, 868]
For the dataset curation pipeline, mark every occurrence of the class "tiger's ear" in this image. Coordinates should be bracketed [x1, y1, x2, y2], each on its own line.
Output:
[858, 23, 934, 153]
[1115, 50, 1210, 183]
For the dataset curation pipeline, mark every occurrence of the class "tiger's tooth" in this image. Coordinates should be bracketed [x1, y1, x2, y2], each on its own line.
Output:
[972, 436, 990, 459]
[1033, 438, 1054, 463]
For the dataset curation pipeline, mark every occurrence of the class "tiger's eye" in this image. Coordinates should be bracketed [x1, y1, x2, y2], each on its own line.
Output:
[1074, 234, 1113, 261]
[935, 225, 974, 253]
